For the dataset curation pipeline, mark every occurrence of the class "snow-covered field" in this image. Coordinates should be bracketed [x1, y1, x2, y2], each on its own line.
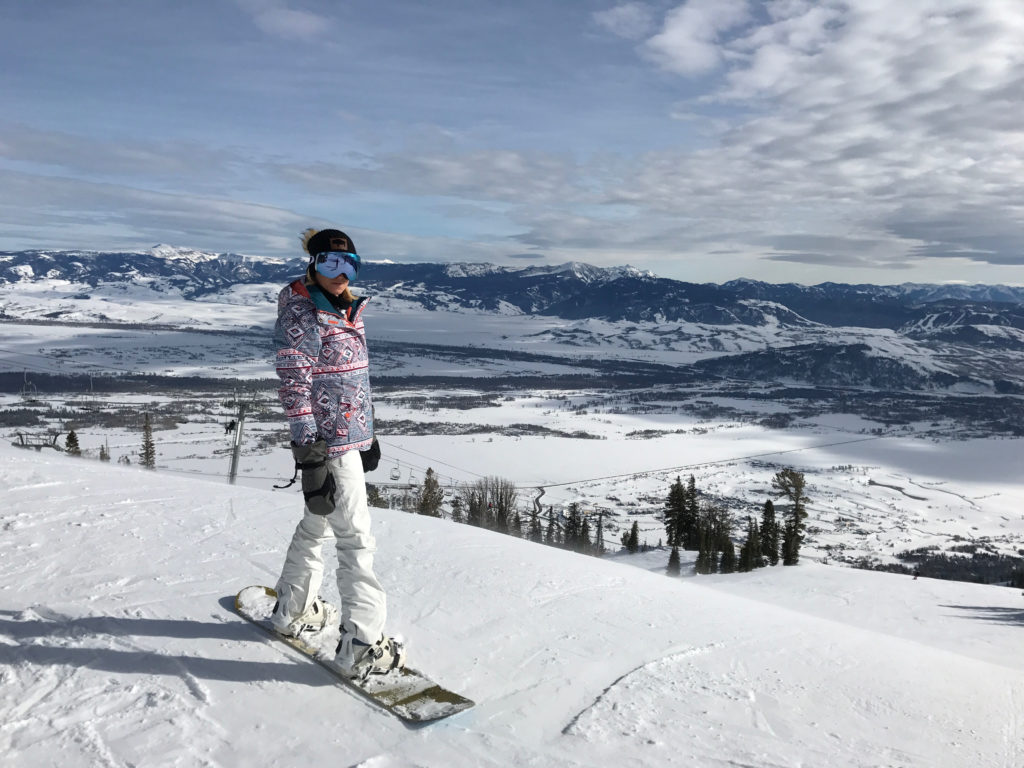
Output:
[1, 443, 1022, 767]
[0, 280, 953, 371]
[5, 377, 1022, 569]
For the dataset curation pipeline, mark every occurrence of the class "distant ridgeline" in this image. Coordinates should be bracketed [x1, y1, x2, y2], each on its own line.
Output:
[3, 247, 1024, 329]
[4, 247, 1024, 405]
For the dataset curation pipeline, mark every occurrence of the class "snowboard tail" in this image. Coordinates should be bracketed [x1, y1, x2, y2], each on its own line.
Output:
[233, 585, 474, 723]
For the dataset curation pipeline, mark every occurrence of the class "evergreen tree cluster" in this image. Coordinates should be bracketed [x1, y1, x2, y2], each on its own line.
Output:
[663, 470, 809, 576]
[382, 465, 809, 574]
[400, 472, 609, 558]
[535, 503, 605, 556]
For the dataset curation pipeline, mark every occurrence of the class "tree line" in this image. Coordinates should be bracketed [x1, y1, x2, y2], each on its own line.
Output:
[54, 414, 156, 468]
[375, 466, 811, 573]
[662, 469, 809, 575]
[374, 471, 611, 557]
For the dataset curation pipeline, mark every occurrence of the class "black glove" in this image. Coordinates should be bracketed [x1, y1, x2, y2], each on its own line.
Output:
[361, 438, 381, 473]
[291, 440, 336, 515]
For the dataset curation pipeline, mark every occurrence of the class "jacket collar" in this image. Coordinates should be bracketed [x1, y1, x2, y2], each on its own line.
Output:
[291, 279, 369, 324]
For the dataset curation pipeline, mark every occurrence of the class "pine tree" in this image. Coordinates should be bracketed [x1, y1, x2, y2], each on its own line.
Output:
[664, 476, 686, 547]
[564, 503, 583, 549]
[760, 499, 781, 566]
[666, 545, 681, 576]
[738, 516, 763, 572]
[682, 475, 700, 549]
[782, 519, 801, 566]
[98, 441, 111, 462]
[65, 430, 81, 456]
[545, 507, 557, 545]
[719, 539, 737, 574]
[623, 521, 640, 554]
[594, 512, 605, 556]
[140, 414, 156, 469]
[773, 469, 810, 566]
[416, 467, 444, 517]
[450, 495, 465, 524]
[579, 517, 592, 554]
[695, 517, 716, 574]
[528, 511, 543, 542]
[707, 502, 732, 554]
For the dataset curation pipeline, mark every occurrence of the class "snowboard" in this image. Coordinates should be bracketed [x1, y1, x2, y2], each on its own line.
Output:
[233, 585, 473, 723]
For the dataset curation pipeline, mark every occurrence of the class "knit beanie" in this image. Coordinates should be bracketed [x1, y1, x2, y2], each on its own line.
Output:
[301, 228, 357, 260]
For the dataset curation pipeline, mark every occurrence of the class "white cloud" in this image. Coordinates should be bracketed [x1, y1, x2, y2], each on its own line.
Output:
[621, 0, 1024, 268]
[276, 148, 592, 208]
[0, 125, 247, 185]
[593, 3, 657, 41]
[643, 0, 753, 75]
[0, 170, 309, 255]
[233, 0, 329, 42]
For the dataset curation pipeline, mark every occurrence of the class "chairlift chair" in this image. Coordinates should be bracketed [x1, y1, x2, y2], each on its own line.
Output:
[19, 374, 39, 403]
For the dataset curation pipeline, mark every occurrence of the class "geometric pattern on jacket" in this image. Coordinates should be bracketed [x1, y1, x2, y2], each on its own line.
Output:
[273, 278, 374, 456]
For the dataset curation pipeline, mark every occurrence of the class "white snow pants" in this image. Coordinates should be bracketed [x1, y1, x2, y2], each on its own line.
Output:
[274, 449, 386, 643]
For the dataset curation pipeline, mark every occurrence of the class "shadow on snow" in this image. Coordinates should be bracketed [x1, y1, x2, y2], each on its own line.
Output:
[0, 597, 330, 686]
[941, 603, 1024, 627]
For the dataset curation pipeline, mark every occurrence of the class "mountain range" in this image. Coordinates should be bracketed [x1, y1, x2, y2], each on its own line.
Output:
[3, 246, 1024, 398]
[4, 246, 1024, 329]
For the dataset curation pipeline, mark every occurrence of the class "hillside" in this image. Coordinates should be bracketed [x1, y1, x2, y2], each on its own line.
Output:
[2, 443, 1022, 767]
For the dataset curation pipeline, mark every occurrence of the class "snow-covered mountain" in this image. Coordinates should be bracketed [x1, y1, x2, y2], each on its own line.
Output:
[2, 442, 1021, 767]
[3, 247, 1024, 394]
[3, 246, 1022, 325]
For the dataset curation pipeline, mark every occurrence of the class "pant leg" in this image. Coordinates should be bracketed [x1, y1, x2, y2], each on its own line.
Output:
[327, 449, 387, 643]
[273, 507, 331, 624]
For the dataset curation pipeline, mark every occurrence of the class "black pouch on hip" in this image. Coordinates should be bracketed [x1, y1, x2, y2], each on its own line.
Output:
[361, 438, 381, 473]
[291, 440, 336, 515]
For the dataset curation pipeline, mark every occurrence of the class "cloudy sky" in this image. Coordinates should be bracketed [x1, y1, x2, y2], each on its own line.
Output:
[2, 0, 1024, 285]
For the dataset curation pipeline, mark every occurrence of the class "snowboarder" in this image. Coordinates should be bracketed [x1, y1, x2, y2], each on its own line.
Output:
[270, 227, 403, 678]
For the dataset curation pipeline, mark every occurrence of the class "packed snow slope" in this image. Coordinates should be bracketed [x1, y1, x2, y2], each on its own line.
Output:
[2, 443, 1022, 768]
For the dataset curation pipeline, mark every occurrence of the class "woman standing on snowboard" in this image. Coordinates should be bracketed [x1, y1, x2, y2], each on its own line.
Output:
[270, 227, 403, 678]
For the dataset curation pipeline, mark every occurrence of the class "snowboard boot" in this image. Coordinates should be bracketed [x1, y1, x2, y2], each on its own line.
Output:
[336, 629, 406, 680]
[270, 597, 334, 637]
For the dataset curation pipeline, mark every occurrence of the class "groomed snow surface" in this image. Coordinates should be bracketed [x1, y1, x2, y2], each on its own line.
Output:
[2, 443, 1022, 768]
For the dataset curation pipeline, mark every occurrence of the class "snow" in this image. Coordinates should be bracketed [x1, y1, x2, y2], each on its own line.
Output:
[2, 442, 1022, 767]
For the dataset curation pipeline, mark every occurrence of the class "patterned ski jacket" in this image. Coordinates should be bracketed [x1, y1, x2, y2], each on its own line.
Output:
[274, 279, 374, 456]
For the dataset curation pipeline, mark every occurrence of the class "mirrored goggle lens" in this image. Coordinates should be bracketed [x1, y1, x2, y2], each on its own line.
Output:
[315, 251, 360, 279]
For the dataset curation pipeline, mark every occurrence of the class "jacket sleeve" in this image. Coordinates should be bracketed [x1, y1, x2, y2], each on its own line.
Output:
[273, 289, 322, 445]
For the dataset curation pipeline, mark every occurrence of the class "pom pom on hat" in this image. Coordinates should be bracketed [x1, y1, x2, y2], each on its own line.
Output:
[301, 228, 356, 259]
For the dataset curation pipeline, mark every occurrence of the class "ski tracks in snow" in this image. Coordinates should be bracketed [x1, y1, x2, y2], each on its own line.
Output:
[561, 622, 1024, 768]
[0, 605, 229, 767]
[561, 642, 726, 736]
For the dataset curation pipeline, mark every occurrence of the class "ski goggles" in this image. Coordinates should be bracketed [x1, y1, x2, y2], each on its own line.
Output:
[314, 251, 360, 280]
